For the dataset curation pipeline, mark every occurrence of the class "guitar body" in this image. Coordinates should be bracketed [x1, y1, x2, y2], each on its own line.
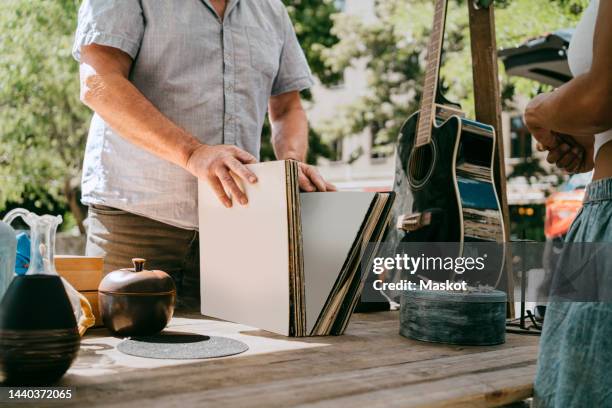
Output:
[381, 0, 506, 289]
[395, 110, 505, 243]
[389, 109, 506, 286]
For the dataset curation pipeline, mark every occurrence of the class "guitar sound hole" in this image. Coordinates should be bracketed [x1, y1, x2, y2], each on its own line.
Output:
[408, 143, 435, 187]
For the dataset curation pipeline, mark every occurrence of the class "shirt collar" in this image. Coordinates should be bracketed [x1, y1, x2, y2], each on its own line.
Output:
[200, 0, 239, 22]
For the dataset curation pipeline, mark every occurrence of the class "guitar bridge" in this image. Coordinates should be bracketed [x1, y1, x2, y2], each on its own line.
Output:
[397, 212, 432, 232]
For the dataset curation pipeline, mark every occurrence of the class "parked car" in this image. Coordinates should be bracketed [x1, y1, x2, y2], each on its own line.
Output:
[544, 172, 592, 240]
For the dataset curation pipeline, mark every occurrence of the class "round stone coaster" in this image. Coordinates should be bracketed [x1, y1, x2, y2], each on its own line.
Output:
[117, 331, 249, 359]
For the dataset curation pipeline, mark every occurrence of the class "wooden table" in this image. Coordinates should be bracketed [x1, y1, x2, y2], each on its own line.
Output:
[40, 311, 538, 407]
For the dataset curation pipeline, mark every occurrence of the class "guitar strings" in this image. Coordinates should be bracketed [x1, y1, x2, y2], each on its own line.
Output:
[411, 115, 430, 183]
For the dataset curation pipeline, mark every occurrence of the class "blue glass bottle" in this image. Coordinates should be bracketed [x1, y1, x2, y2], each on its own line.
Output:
[0, 218, 16, 300]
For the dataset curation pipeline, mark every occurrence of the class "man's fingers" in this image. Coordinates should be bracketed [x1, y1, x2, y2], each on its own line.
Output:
[217, 168, 248, 206]
[298, 171, 316, 192]
[297, 163, 335, 192]
[226, 157, 257, 184]
[232, 147, 257, 164]
[325, 181, 338, 192]
[207, 176, 232, 208]
[301, 165, 327, 192]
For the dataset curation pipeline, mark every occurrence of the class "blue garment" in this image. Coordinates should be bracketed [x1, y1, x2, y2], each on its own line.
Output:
[534, 178, 612, 407]
[15, 232, 30, 275]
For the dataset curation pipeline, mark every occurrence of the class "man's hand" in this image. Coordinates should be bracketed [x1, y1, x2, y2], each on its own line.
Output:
[268, 92, 336, 192]
[296, 162, 337, 192]
[186, 144, 258, 207]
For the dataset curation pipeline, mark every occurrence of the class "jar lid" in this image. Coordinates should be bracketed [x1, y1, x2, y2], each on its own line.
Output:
[98, 258, 176, 295]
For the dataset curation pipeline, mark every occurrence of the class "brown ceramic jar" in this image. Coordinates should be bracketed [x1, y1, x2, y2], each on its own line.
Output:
[98, 258, 176, 337]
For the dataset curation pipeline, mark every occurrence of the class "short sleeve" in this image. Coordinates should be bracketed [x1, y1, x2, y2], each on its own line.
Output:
[271, 8, 315, 96]
[72, 0, 145, 62]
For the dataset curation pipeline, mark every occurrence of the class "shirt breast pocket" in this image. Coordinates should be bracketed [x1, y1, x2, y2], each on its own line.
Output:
[246, 27, 281, 80]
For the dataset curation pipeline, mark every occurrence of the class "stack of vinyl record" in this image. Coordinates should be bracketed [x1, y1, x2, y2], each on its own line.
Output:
[199, 160, 395, 337]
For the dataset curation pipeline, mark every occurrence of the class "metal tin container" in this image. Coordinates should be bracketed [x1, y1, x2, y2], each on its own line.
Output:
[98, 258, 176, 337]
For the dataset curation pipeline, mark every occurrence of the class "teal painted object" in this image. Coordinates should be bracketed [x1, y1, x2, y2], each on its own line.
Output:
[0, 220, 17, 300]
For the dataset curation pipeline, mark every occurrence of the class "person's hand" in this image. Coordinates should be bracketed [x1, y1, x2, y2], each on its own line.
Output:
[525, 94, 594, 174]
[296, 161, 337, 192]
[524, 93, 558, 148]
[186, 144, 258, 207]
[537, 134, 594, 174]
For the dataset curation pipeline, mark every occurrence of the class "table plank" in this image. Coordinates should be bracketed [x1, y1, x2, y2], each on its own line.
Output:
[30, 311, 538, 408]
[298, 366, 535, 408]
[86, 346, 536, 408]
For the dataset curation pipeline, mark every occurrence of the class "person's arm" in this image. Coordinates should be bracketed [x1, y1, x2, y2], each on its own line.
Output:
[79, 44, 257, 208]
[525, 1, 612, 138]
[524, 1, 612, 173]
[269, 91, 336, 192]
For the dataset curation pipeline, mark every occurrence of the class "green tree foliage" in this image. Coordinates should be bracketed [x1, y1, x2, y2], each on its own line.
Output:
[260, 0, 341, 163]
[0, 0, 340, 225]
[0, 0, 88, 228]
[285, 0, 343, 86]
[318, 0, 585, 159]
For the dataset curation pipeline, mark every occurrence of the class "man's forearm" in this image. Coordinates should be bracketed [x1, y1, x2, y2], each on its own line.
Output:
[268, 92, 335, 192]
[271, 106, 309, 162]
[80, 63, 201, 169]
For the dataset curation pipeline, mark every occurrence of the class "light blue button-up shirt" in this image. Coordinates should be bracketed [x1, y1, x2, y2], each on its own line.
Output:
[73, 0, 314, 229]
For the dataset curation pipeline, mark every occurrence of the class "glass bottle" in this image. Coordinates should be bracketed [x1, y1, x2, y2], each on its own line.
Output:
[0, 209, 79, 385]
[3, 209, 61, 276]
[0, 217, 17, 300]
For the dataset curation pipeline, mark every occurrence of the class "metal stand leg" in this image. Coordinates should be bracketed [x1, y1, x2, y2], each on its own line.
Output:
[506, 239, 542, 335]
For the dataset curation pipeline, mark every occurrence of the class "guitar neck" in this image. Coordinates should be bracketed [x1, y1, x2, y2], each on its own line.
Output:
[416, 0, 448, 147]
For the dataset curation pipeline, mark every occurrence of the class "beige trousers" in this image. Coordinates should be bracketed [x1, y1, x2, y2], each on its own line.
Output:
[85, 205, 200, 310]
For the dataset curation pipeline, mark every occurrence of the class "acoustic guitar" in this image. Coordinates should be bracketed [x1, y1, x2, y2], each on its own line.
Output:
[389, 0, 506, 286]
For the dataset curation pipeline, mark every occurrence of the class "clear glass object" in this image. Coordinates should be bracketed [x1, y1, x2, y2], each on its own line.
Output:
[2, 209, 62, 276]
[0, 209, 78, 386]
[0, 218, 17, 300]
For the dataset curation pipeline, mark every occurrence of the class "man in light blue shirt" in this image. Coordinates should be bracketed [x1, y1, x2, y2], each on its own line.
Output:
[73, 0, 334, 307]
